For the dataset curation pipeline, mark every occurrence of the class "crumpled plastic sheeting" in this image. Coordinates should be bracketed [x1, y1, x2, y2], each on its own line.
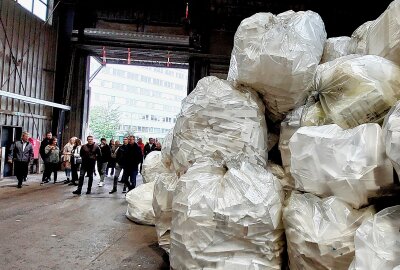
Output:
[383, 101, 400, 176]
[349, 206, 400, 270]
[142, 151, 162, 183]
[170, 158, 285, 270]
[171, 76, 268, 174]
[268, 161, 294, 192]
[126, 182, 156, 225]
[289, 124, 393, 209]
[283, 192, 374, 270]
[313, 55, 400, 129]
[321, 37, 355, 63]
[152, 166, 179, 253]
[161, 128, 174, 170]
[228, 11, 326, 121]
[351, 21, 374, 55]
[364, 0, 400, 65]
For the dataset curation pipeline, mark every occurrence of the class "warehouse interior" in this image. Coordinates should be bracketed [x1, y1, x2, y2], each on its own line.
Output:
[1, 0, 400, 269]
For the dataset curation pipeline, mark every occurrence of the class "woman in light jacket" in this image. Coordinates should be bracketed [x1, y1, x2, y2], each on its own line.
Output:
[69, 138, 82, 186]
[44, 137, 60, 184]
[63, 137, 76, 184]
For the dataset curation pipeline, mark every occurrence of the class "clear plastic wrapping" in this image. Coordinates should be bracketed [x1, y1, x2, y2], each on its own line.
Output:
[161, 128, 174, 170]
[321, 37, 356, 63]
[364, 0, 400, 65]
[289, 123, 393, 209]
[170, 158, 284, 269]
[171, 76, 268, 174]
[349, 206, 400, 270]
[126, 182, 156, 225]
[313, 55, 400, 129]
[228, 11, 326, 120]
[142, 151, 162, 183]
[283, 192, 374, 270]
[382, 101, 400, 176]
[351, 21, 374, 55]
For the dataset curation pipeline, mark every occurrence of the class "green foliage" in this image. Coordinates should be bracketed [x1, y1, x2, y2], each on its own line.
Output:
[89, 104, 120, 140]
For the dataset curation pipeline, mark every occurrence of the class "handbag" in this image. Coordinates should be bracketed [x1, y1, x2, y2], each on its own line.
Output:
[74, 157, 82, 164]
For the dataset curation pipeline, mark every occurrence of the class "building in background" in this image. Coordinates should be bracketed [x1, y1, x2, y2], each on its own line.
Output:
[89, 57, 188, 142]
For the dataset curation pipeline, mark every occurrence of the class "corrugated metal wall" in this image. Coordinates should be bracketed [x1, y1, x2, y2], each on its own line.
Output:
[0, 0, 57, 139]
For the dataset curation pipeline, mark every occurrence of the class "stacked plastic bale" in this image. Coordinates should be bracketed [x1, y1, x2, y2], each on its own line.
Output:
[228, 10, 327, 121]
[126, 181, 156, 225]
[320, 37, 356, 63]
[349, 206, 400, 270]
[382, 101, 400, 177]
[283, 193, 374, 269]
[152, 129, 179, 253]
[169, 76, 288, 268]
[171, 158, 285, 269]
[142, 151, 163, 183]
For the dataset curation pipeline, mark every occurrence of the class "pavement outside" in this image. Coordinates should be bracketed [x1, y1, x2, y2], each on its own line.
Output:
[0, 171, 169, 270]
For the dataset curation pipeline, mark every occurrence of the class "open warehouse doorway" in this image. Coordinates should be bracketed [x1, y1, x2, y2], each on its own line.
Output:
[87, 57, 188, 144]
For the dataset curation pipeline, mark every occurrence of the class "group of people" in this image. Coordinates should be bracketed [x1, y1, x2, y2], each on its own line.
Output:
[7, 131, 161, 193]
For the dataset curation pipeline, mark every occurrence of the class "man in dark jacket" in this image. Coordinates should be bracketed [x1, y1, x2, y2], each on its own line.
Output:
[39, 131, 52, 182]
[73, 136, 101, 195]
[109, 137, 128, 194]
[8, 131, 34, 188]
[122, 135, 143, 191]
[143, 138, 156, 159]
[97, 138, 111, 187]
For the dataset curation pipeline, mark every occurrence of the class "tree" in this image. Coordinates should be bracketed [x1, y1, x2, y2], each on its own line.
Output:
[89, 104, 120, 140]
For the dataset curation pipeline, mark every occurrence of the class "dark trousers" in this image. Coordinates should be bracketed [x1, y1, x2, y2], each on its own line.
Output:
[43, 163, 58, 183]
[107, 159, 116, 175]
[77, 162, 95, 192]
[122, 168, 138, 190]
[71, 163, 80, 183]
[42, 162, 50, 181]
[15, 161, 29, 187]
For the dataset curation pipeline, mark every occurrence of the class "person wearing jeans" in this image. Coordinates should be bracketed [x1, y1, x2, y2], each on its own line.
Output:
[121, 135, 142, 191]
[69, 139, 82, 186]
[43, 137, 60, 183]
[97, 138, 111, 187]
[73, 136, 101, 195]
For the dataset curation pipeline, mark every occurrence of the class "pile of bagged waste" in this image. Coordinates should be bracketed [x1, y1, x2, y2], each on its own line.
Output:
[126, 182, 156, 225]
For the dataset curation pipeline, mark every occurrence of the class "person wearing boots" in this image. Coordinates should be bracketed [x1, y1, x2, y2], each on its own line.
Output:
[121, 135, 143, 191]
[62, 137, 76, 184]
[72, 136, 101, 195]
[109, 139, 126, 194]
[43, 137, 60, 184]
[40, 131, 52, 183]
[69, 138, 82, 186]
[97, 138, 111, 187]
[8, 131, 33, 188]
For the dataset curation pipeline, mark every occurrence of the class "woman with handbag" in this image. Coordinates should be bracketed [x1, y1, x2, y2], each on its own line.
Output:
[69, 138, 82, 186]
[63, 137, 76, 184]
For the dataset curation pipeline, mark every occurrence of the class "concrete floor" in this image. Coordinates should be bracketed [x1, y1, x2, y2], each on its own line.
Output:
[0, 172, 169, 270]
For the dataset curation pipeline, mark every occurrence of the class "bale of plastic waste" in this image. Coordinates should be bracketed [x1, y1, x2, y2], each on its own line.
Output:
[171, 76, 268, 174]
[283, 192, 374, 270]
[321, 37, 355, 63]
[161, 128, 174, 170]
[351, 21, 374, 54]
[142, 151, 162, 183]
[289, 123, 393, 209]
[228, 11, 326, 120]
[313, 55, 400, 129]
[349, 205, 400, 270]
[126, 182, 156, 225]
[170, 158, 285, 269]
[382, 101, 400, 177]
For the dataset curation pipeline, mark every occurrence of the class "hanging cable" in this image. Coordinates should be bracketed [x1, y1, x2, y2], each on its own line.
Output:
[0, 0, 61, 90]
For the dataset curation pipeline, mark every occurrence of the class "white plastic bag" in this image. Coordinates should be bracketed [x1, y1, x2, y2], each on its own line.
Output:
[161, 128, 174, 170]
[313, 55, 400, 129]
[126, 182, 156, 225]
[350, 206, 400, 270]
[289, 124, 393, 208]
[382, 101, 400, 177]
[170, 158, 284, 269]
[321, 37, 355, 63]
[283, 192, 374, 270]
[228, 11, 326, 120]
[142, 151, 162, 183]
[171, 76, 268, 174]
[351, 21, 374, 55]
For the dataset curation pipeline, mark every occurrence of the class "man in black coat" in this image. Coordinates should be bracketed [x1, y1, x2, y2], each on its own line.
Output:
[73, 136, 101, 195]
[109, 137, 128, 194]
[39, 131, 52, 182]
[143, 137, 156, 159]
[8, 131, 34, 188]
[122, 135, 143, 191]
[97, 138, 111, 187]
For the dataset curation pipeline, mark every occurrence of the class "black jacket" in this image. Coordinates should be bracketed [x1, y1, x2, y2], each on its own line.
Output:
[115, 144, 128, 166]
[9, 140, 33, 162]
[123, 143, 143, 170]
[144, 143, 156, 159]
[80, 143, 101, 166]
[98, 143, 111, 163]
[39, 138, 51, 160]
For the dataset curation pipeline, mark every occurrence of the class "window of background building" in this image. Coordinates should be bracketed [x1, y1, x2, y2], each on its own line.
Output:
[15, 0, 48, 21]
